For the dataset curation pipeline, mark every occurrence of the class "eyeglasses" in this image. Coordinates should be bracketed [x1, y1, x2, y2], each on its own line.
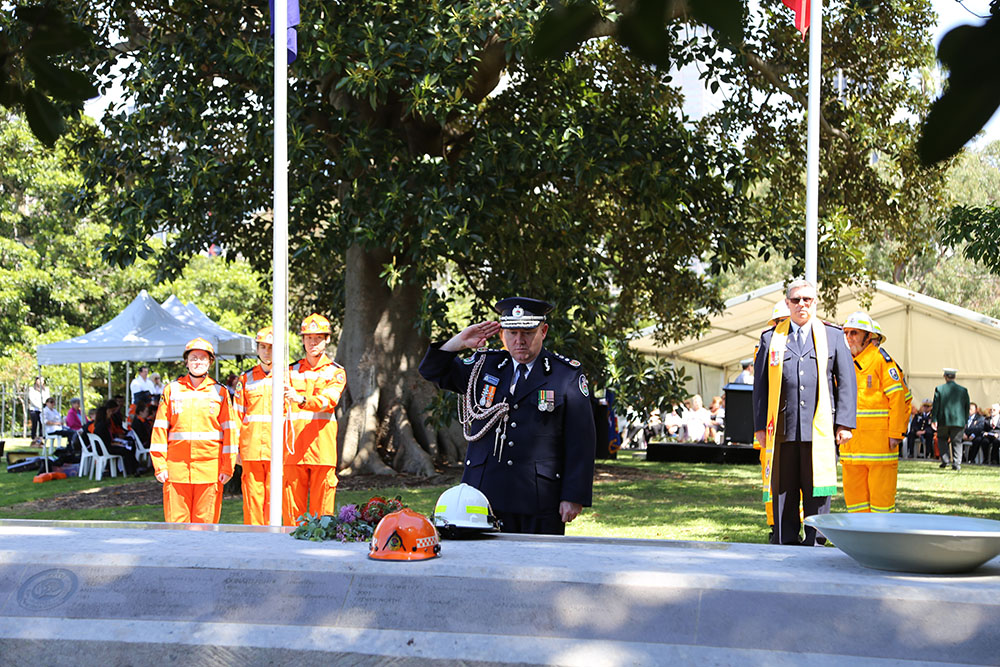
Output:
[788, 296, 815, 305]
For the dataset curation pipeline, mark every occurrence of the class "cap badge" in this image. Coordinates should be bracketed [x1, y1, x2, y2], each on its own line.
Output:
[512, 306, 524, 317]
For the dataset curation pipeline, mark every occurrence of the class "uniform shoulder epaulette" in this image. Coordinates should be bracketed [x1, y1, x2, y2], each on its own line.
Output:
[551, 351, 582, 369]
[879, 347, 893, 363]
[823, 320, 844, 331]
[331, 360, 345, 369]
[461, 348, 504, 365]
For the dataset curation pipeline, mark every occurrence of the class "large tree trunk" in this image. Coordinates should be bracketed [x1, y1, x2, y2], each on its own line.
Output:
[336, 243, 464, 476]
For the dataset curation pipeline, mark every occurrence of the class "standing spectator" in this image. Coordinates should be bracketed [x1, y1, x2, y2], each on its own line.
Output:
[65, 398, 83, 432]
[149, 373, 164, 403]
[962, 403, 986, 464]
[733, 359, 754, 385]
[130, 366, 153, 405]
[225, 373, 239, 399]
[26, 376, 49, 443]
[151, 338, 236, 523]
[931, 368, 971, 471]
[130, 402, 155, 449]
[753, 279, 856, 546]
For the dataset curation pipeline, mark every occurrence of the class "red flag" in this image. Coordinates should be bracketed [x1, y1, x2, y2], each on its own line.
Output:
[782, 0, 809, 39]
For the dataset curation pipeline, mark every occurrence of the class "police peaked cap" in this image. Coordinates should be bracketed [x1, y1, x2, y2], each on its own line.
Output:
[494, 297, 553, 329]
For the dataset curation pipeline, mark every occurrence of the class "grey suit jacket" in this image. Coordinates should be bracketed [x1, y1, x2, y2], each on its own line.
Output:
[752, 321, 857, 442]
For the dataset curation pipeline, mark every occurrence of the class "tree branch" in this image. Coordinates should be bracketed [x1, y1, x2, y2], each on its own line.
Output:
[743, 50, 851, 145]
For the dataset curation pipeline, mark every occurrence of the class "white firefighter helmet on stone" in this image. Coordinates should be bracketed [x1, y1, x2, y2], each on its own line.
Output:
[431, 483, 500, 537]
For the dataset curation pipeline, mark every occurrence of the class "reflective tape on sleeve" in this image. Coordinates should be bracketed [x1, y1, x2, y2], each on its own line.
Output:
[167, 431, 224, 441]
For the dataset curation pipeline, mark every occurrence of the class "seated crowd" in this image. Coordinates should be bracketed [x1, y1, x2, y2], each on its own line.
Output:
[906, 399, 1000, 465]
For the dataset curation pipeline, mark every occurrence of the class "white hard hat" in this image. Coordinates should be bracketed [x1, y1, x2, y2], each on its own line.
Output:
[870, 319, 886, 344]
[431, 483, 499, 537]
[769, 299, 790, 326]
[842, 310, 877, 335]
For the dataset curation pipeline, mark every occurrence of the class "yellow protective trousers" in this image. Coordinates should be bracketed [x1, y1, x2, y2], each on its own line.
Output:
[842, 462, 898, 512]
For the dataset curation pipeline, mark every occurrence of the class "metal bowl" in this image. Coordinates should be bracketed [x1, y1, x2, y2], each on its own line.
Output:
[805, 513, 1000, 574]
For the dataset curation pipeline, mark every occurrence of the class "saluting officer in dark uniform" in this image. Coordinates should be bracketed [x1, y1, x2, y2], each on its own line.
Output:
[419, 297, 596, 535]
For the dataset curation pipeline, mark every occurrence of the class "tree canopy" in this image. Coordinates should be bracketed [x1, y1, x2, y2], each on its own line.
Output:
[32, 0, 947, 472]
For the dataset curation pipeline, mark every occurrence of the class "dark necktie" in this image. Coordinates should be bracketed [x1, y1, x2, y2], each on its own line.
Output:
[511, 363, 528, 394]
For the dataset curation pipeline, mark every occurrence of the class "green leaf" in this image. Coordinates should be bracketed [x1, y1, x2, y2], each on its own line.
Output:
[688, 0, 744, 45]
[22, 87, 65, 148]
[529, 1, 602, 61]
[18, 6, 91, 56]
[25, 53, 98, 102]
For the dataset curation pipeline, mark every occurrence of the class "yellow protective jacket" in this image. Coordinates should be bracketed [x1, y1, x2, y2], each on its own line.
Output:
[151, 375, 237, 483]
[234, 364, 289, 462]
[286, 354, 347, 466]
[841, 343, 910, 465]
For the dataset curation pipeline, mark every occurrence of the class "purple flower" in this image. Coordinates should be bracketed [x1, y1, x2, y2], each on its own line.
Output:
[338, 504, 360, 524]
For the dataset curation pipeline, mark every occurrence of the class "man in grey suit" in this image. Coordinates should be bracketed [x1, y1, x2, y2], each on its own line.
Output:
[753, 280, 857, 546]
[932, 368, 970, 471]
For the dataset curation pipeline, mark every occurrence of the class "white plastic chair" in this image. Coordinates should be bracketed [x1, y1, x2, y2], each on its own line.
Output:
[78, 433, 96, 478]
[128, 429, 151, 466]
[85, 433, 125, 481]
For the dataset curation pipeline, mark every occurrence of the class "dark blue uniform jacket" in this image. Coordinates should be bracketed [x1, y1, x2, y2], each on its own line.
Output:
[419, 344, 595, 515]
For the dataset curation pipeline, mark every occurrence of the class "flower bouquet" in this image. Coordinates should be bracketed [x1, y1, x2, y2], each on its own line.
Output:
[291, 495, 406, 542]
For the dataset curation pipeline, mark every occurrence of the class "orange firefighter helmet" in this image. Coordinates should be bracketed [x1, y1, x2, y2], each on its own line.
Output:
[183, 337, 215, 360]
[300, 313, 332, 335]
[255, 326, 274, 344]
[368, 508, 441, 561]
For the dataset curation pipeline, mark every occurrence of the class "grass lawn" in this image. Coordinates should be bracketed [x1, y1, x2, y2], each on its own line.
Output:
[2, 451, 999, 544]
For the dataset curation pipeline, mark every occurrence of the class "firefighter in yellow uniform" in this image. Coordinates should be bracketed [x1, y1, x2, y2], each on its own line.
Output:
[753, 299, 791, 539]
[234, 326, 287, 525]
[841, 312, 910, 513]
[152, 338, 237, 523]
[283, 314, 348, 525]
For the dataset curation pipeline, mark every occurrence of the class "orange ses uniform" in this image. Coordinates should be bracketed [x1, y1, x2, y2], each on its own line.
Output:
[234, 365, 287, 525]
[151, 375, 237, 523]
[283, 354, 347, 525]
[841, 344, 910, 513]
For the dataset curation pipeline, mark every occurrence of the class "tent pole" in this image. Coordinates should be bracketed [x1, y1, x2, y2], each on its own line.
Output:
[78, 364, 85, 420]
[126, 361, 131, 406]
[107, 363, 112, 400]
[1, 383, 6, 438]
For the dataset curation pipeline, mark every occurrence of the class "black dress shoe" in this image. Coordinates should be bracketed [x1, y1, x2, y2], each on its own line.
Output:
[939, 461, 948, 468]
[953, 464, 961, 471]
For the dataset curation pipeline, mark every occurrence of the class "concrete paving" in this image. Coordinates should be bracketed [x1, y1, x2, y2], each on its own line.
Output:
[0, 519, 996, 666]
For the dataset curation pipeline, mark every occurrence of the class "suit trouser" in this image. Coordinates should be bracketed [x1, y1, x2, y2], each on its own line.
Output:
[772, 440, 830, 546]
[940, 426, 964, 465]
[842, 462, 897, 513]
[282, 464, 337, 526]
[163, 481, 219, 523]
[495, 510, 565, 535]
[241, 460, 271, 525]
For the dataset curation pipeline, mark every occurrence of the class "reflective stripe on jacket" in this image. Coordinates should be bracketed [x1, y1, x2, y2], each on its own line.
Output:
[234, 365, 286, 462]
[151, 375, 237, 483]
[841, 343, 910, 465]
[286, 354, 347, 466]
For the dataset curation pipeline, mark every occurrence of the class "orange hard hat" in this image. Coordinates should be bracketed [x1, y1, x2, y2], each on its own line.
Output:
[368, 508, 441, 561]
[256, 326, 274, 344]
[300, 313, 331, 335]
[184, 337, 215, 359]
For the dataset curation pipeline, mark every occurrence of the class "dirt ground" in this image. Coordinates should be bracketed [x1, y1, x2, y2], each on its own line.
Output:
[6, 460, 671, 514]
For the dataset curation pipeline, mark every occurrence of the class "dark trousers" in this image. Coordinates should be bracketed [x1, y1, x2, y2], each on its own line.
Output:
[772, 440, 831, 546]
[940, 426, 964, 466]
[495, 510, 565, 535]
[29, 410, 42, 439]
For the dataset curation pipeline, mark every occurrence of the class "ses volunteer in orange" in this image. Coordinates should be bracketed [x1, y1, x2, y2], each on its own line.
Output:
[282, 314, 348, 526]
[151, 338, 237, 523]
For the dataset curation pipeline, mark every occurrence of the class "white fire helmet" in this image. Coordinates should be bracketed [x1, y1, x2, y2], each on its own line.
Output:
[870, 318, 886, 345]
[843, 310, 877, 335]
[431, 483, 500, 537]
[768, 299, 791, 326]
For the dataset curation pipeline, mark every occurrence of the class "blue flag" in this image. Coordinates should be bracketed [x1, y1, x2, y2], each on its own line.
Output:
[268, 0, 300, 64]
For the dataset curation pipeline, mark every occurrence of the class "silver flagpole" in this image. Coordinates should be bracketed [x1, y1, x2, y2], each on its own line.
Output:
[269, 0, 289, 527]
[804, 0, 822, 284]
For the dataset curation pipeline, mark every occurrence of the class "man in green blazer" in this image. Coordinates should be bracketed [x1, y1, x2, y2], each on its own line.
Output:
[932, 368, 971, 471]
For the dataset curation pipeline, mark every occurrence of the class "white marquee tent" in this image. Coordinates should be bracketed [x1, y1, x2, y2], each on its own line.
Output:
[160, 296, 255, 358]
[631, 281, 1000, 407]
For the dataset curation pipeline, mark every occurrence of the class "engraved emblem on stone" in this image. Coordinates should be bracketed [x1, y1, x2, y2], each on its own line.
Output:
[17, 568, 79, 611]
